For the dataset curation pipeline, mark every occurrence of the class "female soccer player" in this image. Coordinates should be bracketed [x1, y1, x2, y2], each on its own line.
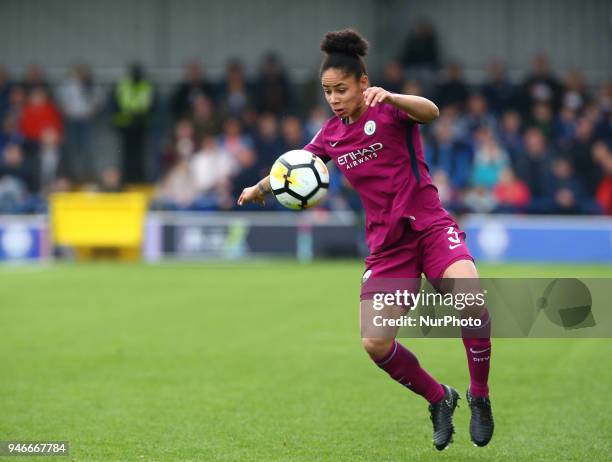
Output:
[238, 29, 493, 451]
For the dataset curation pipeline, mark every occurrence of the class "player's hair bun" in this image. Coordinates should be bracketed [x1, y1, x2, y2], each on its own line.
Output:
[321, 29, 369, 57]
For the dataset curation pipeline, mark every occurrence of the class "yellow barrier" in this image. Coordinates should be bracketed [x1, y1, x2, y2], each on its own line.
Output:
[50, 192, 148, 261]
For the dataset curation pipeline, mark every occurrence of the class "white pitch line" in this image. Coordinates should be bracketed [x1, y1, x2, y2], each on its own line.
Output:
[0, 263, 53, 274]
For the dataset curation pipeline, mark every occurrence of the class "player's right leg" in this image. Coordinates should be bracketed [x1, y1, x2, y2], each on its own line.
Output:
[360, 299, 459, 451]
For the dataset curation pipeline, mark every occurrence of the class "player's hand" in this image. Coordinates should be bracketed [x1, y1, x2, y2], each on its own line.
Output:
[363, 87, 393, 107]
[237, 185, 266, 207]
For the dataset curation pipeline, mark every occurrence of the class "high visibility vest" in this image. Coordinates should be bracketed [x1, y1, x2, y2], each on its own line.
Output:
[113, 79, 153, 126]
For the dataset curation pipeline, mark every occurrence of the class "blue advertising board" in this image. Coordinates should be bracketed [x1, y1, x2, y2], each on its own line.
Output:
[0, 217, 49, 262]
[463, 215, 612, 263]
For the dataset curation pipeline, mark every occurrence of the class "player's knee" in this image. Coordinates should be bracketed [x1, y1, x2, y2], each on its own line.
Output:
[362, 337, 394, 360]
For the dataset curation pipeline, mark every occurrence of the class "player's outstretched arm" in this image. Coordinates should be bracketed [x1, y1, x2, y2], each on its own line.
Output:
[237, 175, 271, 206]
[363, 87, 440, 124]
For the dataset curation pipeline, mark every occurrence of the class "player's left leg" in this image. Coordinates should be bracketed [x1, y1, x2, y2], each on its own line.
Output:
[441, 254, 494, 447]
[442, 259, 492, 399]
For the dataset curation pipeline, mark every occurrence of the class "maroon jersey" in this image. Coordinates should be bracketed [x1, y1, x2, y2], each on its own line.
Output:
[304, 103, 448, 254]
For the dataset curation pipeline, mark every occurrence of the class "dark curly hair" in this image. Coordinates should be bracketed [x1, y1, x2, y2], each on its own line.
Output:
[319, 29, 369, 79]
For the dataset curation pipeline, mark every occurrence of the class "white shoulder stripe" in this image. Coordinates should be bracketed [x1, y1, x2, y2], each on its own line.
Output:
[309, 128, 322, 144]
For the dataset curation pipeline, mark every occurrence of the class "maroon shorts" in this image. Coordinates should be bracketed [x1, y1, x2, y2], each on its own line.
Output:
[361, 215, 473, 299]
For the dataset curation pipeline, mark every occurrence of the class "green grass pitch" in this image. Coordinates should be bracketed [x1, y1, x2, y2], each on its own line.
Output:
[1, 261, 611, 461]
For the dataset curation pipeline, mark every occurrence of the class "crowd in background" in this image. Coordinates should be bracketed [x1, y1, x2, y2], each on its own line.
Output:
[0, 23, 611, 215]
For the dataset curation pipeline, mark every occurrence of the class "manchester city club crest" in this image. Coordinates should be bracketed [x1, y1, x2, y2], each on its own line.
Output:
[364, 120, 376, 135]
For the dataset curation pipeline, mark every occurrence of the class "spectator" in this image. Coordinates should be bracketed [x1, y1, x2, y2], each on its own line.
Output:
[56, 63, 104, 182]
[231, 145, 260, 208]
[0, 115, 24, 155]
[190, 134, 234, 209]
[561, 70, 589, 112]
[280, 115, 306, 152]
[255, 53, 292, 115]
[155, 133, 234, 211]
[5, 85, 26, 122]
[470, 126, 509, 189]
[463, 187, 497, 213]
[162, 119, 196, 170]
[498, 110, 523, 165]
[254, 113, 284, 175]
[584, 93, 611, 144]
[239, 107, 259, 139]
[399, 19, 440, 72]
[520, 53, 562, 115]
[0, 144, 32, 212]
[218, 117, 254, 163]
[592, 140, 611, 169]
[111, 62, 155, 183]
[456, 92, 497, 144]
[583, 100, 604, 126]
[527, 102, 554, 140]
[170, 60, 215, 120]
[493, 168, 531, 212]
[436, 62, 469, 110]
[19, 86, 63, 143]
[1, 143, 34, 190]
[481, 60, 516, 115]
[544, 156, 600, 214]
[426, 115, 472, 189]
[219, 59, 251, 117]
[596, 175, 612, 214]
[567, 117, 598, 196]
[153, 159, 198, 210]
[190, 94, 222, 141]
[49, 176, 72, 195]
[380, 60, 405, 94]
[593, 141, 612, 214]
[0, 171, 28, 212]
[554, 106, 578, 151]
[99, 167, 123, 193]
[515, 127, 553, 202]
[210, 115, 262, 208]
[37, 126, 67, 194]
[22, 65, 50, 94]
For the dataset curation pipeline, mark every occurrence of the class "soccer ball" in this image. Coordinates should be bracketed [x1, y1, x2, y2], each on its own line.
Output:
[269, 150, 329, 210]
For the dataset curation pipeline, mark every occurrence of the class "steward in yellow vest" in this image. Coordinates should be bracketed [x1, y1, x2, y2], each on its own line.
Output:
[112, 65, 154, 128]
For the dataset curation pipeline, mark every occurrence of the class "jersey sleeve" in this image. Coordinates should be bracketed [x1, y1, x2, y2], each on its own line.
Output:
[384, 102, 413, 124]
[303, 128, 331, 163]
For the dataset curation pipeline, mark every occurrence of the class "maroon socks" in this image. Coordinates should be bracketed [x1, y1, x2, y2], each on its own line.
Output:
[372, 340, 445, 404]
[461, 310, 491, 397]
